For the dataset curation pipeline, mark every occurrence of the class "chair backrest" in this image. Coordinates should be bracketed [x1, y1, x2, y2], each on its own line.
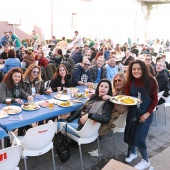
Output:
[0, 145, 21, 170]
[165, 96, 170, 103]
[76, 119, 101, 138]
[158, 91, 164, 100]
[22, 122, 56, 150]
[113, 111, 128, 132]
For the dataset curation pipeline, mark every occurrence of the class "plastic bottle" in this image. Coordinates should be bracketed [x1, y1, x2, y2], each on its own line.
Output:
[149, 166, 154, 170]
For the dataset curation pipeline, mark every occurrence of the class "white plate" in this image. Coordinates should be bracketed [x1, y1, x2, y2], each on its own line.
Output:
[54, 94, 71, 101]
[58, 102, 73, 107]
[21, 103, 40, 111]
[0, 111, 9, 119]
[110, 95, 126, 104]
[2, 106, 22, 115]
[118, 96, 138, 106]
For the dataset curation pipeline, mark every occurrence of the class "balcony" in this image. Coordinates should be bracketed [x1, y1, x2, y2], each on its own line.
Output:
[142, 0, 170, 4]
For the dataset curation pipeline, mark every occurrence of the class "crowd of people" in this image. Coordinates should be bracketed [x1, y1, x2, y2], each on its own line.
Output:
[0, 30, 170, 170]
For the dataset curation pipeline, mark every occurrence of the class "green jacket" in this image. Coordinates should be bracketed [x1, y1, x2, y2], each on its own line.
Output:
[0, 82, 30, 103]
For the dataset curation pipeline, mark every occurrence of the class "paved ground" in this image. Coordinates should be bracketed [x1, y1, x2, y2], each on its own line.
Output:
[15, 104, 170, 170]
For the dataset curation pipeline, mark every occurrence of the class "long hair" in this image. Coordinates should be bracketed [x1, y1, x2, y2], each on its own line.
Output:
[126, 60, 153, 94]
[93, 79, 113, 98]
[52, 64, 69, 80]
[24, 50, 35, 58]
[2, 68, 23, 89]
[23, 63, 42, 80]
[113, 72, 125, 93]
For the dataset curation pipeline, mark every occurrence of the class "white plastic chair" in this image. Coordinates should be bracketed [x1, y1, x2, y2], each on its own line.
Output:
[60, 119, 101, 170]
[10, 121, 57, 170]
[163, 95, 170, 125]
[111, 111, 127, 158]
[154, 91, 164, 126]
[0, 144, 21, 170]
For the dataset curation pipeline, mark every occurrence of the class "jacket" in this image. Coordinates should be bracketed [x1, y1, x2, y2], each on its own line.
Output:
[0, 82, 30, 103]
[89, 65, 107, 83]
[43, 64, 57, 81]
[50, 74, 72, 92]
[23, 77, 44, 95]
[72, 64, 92, 87]
[23, 55, 35, 68]
[3, 58, 21, 73]
[70, 51, 83, 64]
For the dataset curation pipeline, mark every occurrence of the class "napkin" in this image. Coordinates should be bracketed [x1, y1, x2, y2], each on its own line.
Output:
[88, 148, 102, 157]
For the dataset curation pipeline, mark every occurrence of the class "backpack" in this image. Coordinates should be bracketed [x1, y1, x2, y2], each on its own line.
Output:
[61, 58, 75, 75]
[55, 124, 70, 163]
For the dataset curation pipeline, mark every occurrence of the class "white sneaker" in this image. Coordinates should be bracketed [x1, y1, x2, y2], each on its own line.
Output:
[125, 153, 137, 163]
[134, 159, 150, 170]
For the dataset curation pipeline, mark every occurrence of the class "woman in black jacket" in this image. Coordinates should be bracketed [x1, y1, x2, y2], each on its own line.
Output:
[58, 79, 114, 134]
[49, 64, 72, 92]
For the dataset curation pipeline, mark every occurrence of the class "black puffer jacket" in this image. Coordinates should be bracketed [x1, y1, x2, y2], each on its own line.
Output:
[49, 74, 72, 92]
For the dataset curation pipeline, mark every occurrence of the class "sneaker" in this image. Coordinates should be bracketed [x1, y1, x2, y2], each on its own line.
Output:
[125, 153, 137, 163]
[134, 159, 150, 170]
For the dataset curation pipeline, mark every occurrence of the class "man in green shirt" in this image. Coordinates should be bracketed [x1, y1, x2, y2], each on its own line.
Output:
[9, 31, 21, 51]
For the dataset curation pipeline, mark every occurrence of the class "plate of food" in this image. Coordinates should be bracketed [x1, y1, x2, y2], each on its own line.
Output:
[58, 101, 73, 107]
[0, 110, 9, 118]
[110, 95, 126, 104]
[118, 96, 138, 106]
[21, 103, 40, 111]
[69, 87, 79, 91]
[74, 93, 87, 99]
[2, 106, 22, 115]
[54, 93, 71, 101]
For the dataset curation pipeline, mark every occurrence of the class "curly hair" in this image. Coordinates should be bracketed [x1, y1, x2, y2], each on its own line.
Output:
[8, 49, 16, 58]
[23, 63, 42, 80]
[52, 64, 69, 80]
[3, 68, 23, 89]
[93, 79, 113, 98]
[126, 60, 153, 94]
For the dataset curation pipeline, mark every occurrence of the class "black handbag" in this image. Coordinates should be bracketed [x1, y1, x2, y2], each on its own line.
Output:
[55, 124, 71, 163]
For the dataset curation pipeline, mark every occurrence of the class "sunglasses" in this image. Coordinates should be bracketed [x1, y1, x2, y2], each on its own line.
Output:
[84, 63, 90, 66]
[32, 71, 40, 74]
[114, 79, 122, 83]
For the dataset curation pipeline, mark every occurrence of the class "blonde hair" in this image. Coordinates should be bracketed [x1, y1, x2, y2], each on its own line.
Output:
[23, 63, 42, 81]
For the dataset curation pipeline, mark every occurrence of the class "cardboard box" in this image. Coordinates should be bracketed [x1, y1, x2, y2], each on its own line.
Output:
[102, 159, 137, 170]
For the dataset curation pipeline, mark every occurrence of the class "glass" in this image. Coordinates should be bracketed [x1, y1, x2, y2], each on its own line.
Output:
[84, 63, 90, 66]
[49, 101, 54, 109]
[88, 83, 93, 91]
[32, 71, 39, 74]
[6, 98, 11, 106]
[114, 79, 122, 83]
[63, 87, 67, 95]
[84, 88, 89, 97]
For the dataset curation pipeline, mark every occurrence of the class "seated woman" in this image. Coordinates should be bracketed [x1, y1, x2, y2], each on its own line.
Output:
[58, 79, 114, 135]
[0, 67, 33, 104]
[23, 63, 44, 96]
[49, 64, 72, 92]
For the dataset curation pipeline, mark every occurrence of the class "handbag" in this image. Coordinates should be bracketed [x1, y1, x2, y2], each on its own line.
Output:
[55, 124, 71, 162]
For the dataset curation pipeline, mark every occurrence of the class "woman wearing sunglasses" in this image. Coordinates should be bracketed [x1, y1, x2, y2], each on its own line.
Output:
[23, 63, 44, 96]
[99, 73, 128, 136]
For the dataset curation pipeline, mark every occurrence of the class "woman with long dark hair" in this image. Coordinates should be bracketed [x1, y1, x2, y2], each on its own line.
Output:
[61, 79, 114, 134]
[124, 60, 158, 169]
[49, 64, 71, 92]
